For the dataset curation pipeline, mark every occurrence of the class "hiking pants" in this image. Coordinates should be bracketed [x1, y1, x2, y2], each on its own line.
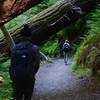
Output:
[12, 78, 35, 100]
[63, 51, 69, 64]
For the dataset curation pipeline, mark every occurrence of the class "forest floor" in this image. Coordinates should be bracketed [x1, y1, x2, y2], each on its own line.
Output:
[32, 58, 100, 100]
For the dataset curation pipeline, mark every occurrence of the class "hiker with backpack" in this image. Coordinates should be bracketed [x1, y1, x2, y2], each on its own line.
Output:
[9, 24, 41, 100]
[62, 40, 70, 65]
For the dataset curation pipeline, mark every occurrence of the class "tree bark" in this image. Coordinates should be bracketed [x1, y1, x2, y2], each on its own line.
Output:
[0, 0, 44, 24]
[0, 0, 100, 53]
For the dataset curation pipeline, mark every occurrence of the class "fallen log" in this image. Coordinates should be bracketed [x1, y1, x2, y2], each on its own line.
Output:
[0, 0, 100, 53]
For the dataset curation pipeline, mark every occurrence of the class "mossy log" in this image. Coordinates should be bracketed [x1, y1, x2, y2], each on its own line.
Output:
[0, 0, 100, 53]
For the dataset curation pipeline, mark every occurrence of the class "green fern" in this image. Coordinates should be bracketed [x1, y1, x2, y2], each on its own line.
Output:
[72, 4, 100, 76]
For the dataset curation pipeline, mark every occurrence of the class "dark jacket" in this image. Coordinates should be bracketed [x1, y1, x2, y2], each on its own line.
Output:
[9, 40, 40, 81]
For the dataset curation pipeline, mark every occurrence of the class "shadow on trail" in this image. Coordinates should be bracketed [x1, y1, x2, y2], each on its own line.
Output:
[32, 58, 100, 100]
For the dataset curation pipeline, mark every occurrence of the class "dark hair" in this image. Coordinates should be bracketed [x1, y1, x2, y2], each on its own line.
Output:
[20, 24, 32, 37]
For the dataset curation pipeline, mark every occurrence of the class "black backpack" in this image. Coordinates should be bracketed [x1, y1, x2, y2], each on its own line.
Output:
[10, 42, 34, 79]
[62, 42, 70, 52]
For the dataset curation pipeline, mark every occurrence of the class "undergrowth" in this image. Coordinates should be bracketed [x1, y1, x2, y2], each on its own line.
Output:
[71, 5, 100, 77]
[0, 56, 12, 100]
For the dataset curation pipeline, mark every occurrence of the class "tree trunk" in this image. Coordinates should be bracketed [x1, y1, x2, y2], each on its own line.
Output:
[0, 0, 100, 53]
[0, 25, 15, 49]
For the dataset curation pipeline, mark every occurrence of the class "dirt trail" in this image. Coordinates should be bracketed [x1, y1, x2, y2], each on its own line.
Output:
[32, 58, 100, 100]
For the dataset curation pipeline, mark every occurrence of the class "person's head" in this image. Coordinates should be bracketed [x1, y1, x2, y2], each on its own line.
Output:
[65, 40, 69, 42]
[20, 24, 32, 37]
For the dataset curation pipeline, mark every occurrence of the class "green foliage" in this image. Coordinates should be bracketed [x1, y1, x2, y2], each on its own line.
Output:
[1, 59, 11, 71]
[89, 50, 100, 68]
[40, 39, 59, 57]
[56, 29, 66, 38]
[0, 58, 12, 100]
[0, 54, 6, 64]
[0, 54, 8, 69]
[71, 42, 82, 54]
[74, 67, 91, 77]
[72, 4, 100, 76]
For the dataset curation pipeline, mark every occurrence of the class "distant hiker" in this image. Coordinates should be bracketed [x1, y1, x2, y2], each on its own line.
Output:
[62, 40, 70, 65]
[58, 37, 65, 57]
[9, 24, 41, 100]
